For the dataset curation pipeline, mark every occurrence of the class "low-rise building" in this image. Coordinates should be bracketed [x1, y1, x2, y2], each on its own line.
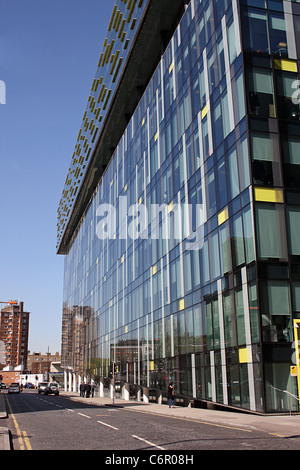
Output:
[26, 351, 61, 376]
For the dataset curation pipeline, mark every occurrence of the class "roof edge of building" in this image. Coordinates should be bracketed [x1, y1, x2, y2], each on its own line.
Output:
[57, 0, 186, 255]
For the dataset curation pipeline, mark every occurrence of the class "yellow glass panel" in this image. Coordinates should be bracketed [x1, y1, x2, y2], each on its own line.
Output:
[239, 348, 248, 363]
[218, 207, 228, 226]
[274, 59, 297, 73]
[179, 299, 185, 311]
[254, 187, 284, 203]
[201, 104, 208, 119]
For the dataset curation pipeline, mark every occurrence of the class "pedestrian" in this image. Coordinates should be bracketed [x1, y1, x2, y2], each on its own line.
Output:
[91, 384, 95, 397]
[86, 383, 91, 398]
[167, 382, 175, 408]
[80, 382, 85, 397]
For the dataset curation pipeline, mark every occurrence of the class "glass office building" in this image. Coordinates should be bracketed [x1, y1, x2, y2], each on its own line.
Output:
[58, 0, 300, 413]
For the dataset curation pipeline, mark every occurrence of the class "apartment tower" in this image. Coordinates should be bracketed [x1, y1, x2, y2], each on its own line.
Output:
[0, 301, 30, 370]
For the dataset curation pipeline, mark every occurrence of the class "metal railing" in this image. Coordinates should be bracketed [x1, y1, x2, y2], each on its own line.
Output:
[270, 385, 300, 415]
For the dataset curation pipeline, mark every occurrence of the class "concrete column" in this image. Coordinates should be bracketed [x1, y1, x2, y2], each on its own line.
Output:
[191, 353, 196, 398]
[68, 371, 72, 392]
[242, 266, 256, 412]
[73, 373, 77, 392]
[218, 279, 228, 405]
[143, 386, 149, 403]
[109, 381, 114, 399]
[156, 389, 163, 404]
[122, 382, 130, 401]
[99, 377, 104, 397]
[64, 371, 68, 392]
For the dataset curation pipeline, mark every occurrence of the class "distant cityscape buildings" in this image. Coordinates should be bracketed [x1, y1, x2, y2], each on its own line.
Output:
[27, 350, 61, 376]
[0, 301, 29, 370]
[0, 300, 62, 385]
[57, 0, 300, 413]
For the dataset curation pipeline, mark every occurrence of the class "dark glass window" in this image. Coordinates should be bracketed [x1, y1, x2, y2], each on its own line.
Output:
[212, 100, 223, 148]
[242, 7, 269, 53]
[269, 12, 288, 56]
[216, 157, 228, 209]
[255, 203, 287, 260]
[207, 167, 217, 217]
[246, 67, 276, 118]
[275, 70, 300, 119]
[282, 136, 300, 188]
[250, 131, 282, 186]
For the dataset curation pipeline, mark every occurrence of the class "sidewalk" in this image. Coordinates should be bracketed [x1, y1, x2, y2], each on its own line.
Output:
[0, 393, 10, 450]
[60, 390, 300, 439]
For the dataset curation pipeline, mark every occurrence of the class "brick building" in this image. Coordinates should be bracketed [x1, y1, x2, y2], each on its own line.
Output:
[27, 351, 61, 375]
[0, 301, 29, 370]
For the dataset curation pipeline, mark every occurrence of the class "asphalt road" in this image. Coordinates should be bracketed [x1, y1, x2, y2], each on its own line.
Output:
[4, 390, 300, 453]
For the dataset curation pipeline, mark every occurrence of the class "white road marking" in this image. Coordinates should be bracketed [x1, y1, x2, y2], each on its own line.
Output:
[132, 434, 165, 450]
[97, 420, 119, 430]
[78, 413, 91, 418]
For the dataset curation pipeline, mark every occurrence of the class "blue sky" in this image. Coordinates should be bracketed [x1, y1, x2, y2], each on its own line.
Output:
[0, 1, 113, 354]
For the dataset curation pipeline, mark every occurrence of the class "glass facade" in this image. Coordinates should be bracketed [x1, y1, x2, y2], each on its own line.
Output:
[59, 0, 300, 413]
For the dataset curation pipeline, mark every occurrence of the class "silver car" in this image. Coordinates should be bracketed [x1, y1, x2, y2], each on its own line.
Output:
[8, 383, 20, 394]
[45, 383, 59, 395]
[37, 382, 48, 394]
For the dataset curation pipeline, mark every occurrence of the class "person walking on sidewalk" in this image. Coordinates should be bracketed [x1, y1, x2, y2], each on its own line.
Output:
[80, 383, 85, 397]
[168, 382, 175, 408]
[86, 383, 91, 398]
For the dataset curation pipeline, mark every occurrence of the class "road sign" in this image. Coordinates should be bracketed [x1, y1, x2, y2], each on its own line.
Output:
[291, 365, 297, 377]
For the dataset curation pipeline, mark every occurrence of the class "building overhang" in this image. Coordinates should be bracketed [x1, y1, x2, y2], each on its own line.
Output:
[57, 0, 185, 254]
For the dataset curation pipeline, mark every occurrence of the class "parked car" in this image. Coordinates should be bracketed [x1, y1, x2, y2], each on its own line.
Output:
[37, 382, 48, 394]
[24, 382, 35, 389]
[44, 383, 59, 395]
[8, 383, 20, 394]
[0, 383, 7, 389]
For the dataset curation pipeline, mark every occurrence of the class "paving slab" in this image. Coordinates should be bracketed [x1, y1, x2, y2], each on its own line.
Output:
[0, 427, 10, 450]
